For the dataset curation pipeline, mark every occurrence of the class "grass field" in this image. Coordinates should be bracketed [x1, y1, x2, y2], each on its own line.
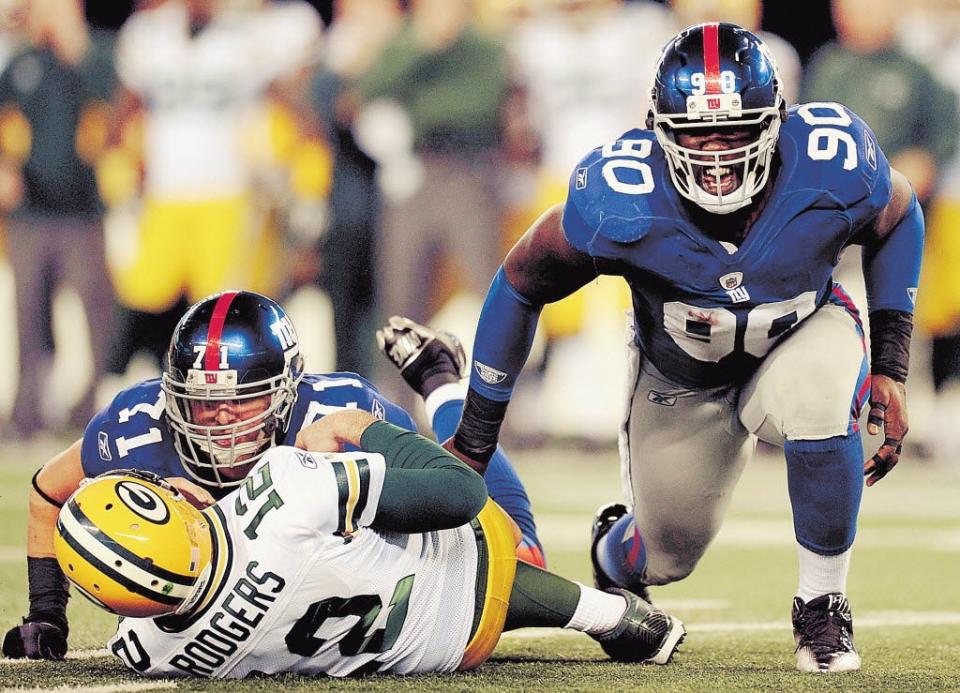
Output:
[1, 438, 959, 692]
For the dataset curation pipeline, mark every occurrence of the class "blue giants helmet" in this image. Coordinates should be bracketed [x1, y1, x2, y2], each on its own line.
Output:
[648, 22, 785, 214]
[162, 290, 304, 487]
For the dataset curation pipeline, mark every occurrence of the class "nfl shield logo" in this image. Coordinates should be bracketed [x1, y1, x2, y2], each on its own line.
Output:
[719, 272, 743, 290]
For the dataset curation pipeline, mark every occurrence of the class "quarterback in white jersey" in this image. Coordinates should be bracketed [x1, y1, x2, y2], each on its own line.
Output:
[55, 411, 686, 678]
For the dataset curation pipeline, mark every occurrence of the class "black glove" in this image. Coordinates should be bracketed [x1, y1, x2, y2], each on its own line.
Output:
[3, 557, 71, 660]
[2, 618, 68, 660]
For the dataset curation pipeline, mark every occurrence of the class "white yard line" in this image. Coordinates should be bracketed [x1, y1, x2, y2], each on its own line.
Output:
[1, 682, 176, 693]
[0, 649, 108, 665]
[532, 516, 960, 552]
[502, 611, 960, 640]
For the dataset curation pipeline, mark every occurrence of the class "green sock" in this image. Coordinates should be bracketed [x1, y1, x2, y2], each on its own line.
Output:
[504, 562, 582, 630]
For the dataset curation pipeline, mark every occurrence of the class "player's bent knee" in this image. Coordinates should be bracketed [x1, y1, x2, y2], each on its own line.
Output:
[643, 553, 699, 586]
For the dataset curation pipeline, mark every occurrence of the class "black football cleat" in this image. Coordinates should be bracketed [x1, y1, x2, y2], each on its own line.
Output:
[592, 588, 685, 664]
[590, 503, 650, 601]
[792, 593, 861, 673]
[376, 316, 466, 397]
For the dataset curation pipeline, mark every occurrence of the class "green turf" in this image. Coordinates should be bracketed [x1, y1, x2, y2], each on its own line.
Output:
[1, 438, 959, 691]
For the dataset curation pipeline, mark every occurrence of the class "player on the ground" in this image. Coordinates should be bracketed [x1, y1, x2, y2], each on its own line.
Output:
[3, 291, 542, 661]
[52, 409, 685, 677]
[447, 23, 923, 673]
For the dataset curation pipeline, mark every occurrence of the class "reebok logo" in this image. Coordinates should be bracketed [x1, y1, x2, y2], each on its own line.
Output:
[97, 431, 112, 461]
[647, 391, 677, 406]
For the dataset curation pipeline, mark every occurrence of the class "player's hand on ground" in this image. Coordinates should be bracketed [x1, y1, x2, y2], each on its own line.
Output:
[295, 410, 379, 453]
[864, 374, 908, 487]
[2, 619, 68, 660]
[165, 477, 216, 508]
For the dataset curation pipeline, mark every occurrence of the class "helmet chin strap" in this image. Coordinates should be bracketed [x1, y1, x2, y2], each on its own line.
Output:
[175, 560, 212, 616]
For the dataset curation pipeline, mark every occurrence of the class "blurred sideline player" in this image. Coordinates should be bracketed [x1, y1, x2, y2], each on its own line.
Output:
[3, 291, 542, 660]
[51, 410, 684, 677]
[102, 0, 324, 372]
[450, 23, 924, 673]
[506, 0, 672, 404]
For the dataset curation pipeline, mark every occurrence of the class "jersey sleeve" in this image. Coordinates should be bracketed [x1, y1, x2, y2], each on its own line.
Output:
[839, 105, 893, 231]
[788, 103, 892, 233]
[258, 446, 387, 537]
[296, 373, 419, 436]
[562, 129, 661, 256]
[80, 382, 179, 479]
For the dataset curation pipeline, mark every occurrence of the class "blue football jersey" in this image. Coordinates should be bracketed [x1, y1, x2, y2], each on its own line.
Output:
[563, 102, 891, 387]
[80, 372, 417, 482]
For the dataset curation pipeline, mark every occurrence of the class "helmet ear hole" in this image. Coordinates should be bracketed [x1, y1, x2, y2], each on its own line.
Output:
[645, 109, 655, 130]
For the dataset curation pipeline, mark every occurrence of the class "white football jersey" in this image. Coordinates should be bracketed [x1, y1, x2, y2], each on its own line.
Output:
[108, 447, 481, 678]
[116, 1, 321, 198]
[510, 3, 674, 176]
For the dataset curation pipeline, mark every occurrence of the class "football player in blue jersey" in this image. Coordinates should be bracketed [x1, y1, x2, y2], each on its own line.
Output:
[3, 291, 542, 661]
[447, 23, 924, 673]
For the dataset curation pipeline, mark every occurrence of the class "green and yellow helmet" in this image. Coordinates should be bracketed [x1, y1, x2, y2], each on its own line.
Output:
[54, 471, 212, 618]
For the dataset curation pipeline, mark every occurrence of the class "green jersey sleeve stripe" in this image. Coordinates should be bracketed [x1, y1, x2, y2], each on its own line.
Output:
[331, 461, 350, 536]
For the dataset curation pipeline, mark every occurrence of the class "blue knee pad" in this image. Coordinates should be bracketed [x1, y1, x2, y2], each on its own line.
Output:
[431, 399, 543, 557]
[596, 514, 647, 588]
[784, 435, 863, 555]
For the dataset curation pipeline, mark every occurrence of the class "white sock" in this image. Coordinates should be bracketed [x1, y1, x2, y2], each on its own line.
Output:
[564, 584, 628, 635]
[424, 381, 468, 423]
[796, 544, 851, 603]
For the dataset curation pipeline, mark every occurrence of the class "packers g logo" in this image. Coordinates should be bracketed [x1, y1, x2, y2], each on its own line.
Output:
[115, 481, 170, 524]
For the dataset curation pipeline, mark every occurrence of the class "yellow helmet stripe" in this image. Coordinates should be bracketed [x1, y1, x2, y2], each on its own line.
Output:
[66, 499, 196, 586]
[59, 501, 193, 603]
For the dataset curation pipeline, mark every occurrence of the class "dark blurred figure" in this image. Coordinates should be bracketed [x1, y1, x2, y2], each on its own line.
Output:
[803, 0, 960, 458]
[760, 0, 834, 65]
[311, 0, 402, 377]
[803, 0, 958, 206]
[348, 0, 512, 405]
[899, 2, 960, 459]
[0, 0, 116, 439]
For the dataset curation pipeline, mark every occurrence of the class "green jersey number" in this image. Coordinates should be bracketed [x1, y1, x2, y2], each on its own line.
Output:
[285, 574, 416, 658]
[234, 463, 285, 540]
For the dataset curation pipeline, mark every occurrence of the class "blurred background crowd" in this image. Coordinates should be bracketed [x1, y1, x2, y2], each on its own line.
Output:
[0, 0, 959, 462]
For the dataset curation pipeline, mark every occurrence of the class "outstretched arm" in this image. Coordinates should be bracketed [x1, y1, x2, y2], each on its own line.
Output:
[3, 441, 85, 660]
[450, 205, 599, 472]
[296, 410, 486, 532]
[858, 168, 923, 486]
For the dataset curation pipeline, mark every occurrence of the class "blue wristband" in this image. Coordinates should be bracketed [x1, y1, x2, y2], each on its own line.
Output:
[862, 194, 924, 314]
[469, 266, 542, 402]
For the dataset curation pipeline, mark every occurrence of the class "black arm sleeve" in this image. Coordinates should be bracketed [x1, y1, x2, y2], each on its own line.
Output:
[869, 309, 913, 383]
[359, 421, 487, 533]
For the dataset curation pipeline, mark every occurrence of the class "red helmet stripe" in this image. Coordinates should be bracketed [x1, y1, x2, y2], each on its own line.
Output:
[702, 22, 721, 94]
[204, 291, 239, 370]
